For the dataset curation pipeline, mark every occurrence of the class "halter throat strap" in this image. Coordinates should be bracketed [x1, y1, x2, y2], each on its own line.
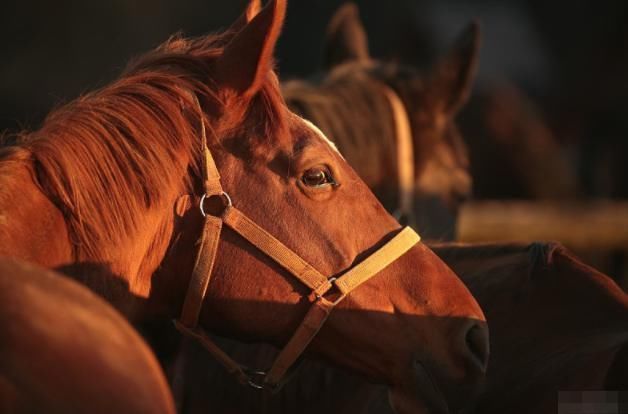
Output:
[175, 117, 420, 392]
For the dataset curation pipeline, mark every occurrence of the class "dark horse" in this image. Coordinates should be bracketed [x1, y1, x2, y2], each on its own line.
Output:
[0, 0, 488, 412]
[0, 257, 175, 414]
[434, 242, 628, 414]
[458, 82, 580, 200]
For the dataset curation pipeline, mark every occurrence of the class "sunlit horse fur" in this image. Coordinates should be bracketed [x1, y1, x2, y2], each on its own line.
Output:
[0, 258, 175, 414]
[160, 3, 487, 414]
[161, 3, 628, 414]
[0, 0, 488, 412]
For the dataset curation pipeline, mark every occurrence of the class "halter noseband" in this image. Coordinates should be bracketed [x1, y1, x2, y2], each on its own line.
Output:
[174, 112, 421, 392]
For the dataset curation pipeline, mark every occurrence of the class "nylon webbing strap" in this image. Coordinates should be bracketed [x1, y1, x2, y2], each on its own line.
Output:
[264, 297, 335, 386]
[179, 109, 224, 328]
[222, 207, 331, 294]
[378, 82, 415, 222]
[173, 320, 251, 385]
[179, 215, 223, 327]
[220, 207, 420, 389]
[197, 105, 222, 196]
[334, 226, 420, 295]
[202, 146, 223, 196]
[176, 102, 422, 392]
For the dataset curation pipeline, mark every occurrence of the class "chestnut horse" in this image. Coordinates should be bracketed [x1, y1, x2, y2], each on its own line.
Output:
[0, 0, 487, 412]
[162, 4, 628, 414]
[158, 3, 485, 414]
[0, 257, 175, 414]
[283, 3, 479, 240]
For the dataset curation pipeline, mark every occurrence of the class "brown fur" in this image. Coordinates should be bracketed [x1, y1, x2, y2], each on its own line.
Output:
[1, 30, 285, 267]
[433, 242, 628, 413]
[284, 8, 479, 239]
[160, 4, 628, 414]
[159, 5, 489, 414]
[458, 83, 580, 200]
[169, 241, 628, 414]
[0, 257, 175, 414]
[0, 1, 488, 412]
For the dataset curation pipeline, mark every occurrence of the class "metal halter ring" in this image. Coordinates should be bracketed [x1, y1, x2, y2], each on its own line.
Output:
[244, 369, 268, 390]
[199, 192, 233, 217]
[315, 277, 337, 300]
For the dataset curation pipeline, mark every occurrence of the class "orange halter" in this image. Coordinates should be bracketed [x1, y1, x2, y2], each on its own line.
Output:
[174, 111, 421, 392]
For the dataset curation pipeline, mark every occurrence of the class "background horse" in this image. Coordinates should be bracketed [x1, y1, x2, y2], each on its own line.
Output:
[0, 1, 488, 412]
[283, 3, 479, 241]
[458, 83, 580, 200]
[433, 242, 628, 414]
[0, 257, 175, 414]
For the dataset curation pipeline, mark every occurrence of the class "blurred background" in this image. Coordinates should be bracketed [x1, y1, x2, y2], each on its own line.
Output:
[3, 0, 627, 143]
[1, 0, 627, 281]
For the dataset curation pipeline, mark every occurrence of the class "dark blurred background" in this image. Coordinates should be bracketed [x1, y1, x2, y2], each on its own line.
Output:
[1, 0, 627, 269]
[3, 0, 627, 144]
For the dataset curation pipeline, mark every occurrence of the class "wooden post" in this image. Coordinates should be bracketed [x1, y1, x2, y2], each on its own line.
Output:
[457, 201, 628, 251]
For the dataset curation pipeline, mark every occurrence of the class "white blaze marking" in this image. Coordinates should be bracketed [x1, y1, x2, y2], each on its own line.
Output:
[299, 116, 343, 157]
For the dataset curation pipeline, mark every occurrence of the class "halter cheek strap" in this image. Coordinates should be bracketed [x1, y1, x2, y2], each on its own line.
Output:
[174, 115, 420, 392]
[375, 81, 415, 224]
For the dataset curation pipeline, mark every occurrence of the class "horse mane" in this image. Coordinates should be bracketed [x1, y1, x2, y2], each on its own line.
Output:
[0, 30, 287, 263]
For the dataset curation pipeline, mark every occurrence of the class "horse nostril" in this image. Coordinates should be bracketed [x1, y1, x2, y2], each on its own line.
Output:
[464, 323, 490, 373]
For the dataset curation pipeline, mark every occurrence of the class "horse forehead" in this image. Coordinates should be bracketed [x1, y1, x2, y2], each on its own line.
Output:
[298, 116, 342, 156]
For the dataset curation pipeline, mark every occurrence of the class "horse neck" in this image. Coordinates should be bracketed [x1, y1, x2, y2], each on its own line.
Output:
[60, 206, 178, 319]
[0, 153, 177, 320]
[0, 158, 73, 266]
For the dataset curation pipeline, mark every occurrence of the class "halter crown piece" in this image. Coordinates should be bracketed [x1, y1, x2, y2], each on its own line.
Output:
[174, 107, 421, 392]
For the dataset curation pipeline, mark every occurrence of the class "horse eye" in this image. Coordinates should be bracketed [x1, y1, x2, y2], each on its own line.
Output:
[301, 167, 335, 188]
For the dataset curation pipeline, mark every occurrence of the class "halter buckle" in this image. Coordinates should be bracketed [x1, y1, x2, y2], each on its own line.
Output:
[199, 192, 232, 217]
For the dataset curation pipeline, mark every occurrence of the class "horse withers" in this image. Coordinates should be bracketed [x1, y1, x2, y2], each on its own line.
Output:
[0, 0, 488, 412]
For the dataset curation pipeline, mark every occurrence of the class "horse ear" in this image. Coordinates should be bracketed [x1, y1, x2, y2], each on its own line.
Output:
[245, 0, 263, 21]
[425, 21, 481, 117]
[324, 2, 371, 69]
[229, 0, 263, 33]
[215, 0, 286, 98]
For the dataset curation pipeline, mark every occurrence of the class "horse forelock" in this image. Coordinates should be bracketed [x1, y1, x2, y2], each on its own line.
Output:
[0, 31, 289, 268]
